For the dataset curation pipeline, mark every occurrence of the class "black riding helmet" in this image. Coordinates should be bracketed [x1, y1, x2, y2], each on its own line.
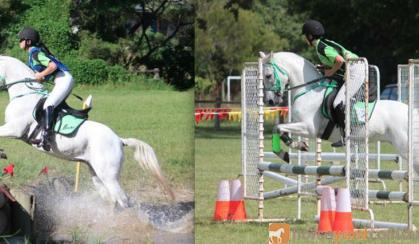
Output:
[18, 27, 40, 44]
[302, 20, 325, 39]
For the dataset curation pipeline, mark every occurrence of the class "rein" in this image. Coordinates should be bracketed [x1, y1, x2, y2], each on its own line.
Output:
[284, 76, 333, 92]
[0, 78, 37, 90]
[2, 78, 84, 102]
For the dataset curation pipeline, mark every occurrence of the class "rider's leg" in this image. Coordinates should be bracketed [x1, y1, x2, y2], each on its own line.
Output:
[331, 74, 366, 147]
[40, 105, 54, 150]
[39, 71, 74, 150]
[331, 86, 346, 147]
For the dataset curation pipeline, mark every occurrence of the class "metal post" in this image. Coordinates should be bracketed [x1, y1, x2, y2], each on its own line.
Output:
[316, 138, 322, 217]
[257, 58, 265, 220]
[297, 136, 302, 220]
[407, 60, 416, 231]
[345, 62, 351, 189]
[227, 76, 241, 102]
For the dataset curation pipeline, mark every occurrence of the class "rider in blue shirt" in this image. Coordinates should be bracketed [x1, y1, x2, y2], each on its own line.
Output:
[18, 27, 74, 151]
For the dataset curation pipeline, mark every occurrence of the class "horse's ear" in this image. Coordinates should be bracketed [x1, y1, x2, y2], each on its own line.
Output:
[259, 52, 266, 58]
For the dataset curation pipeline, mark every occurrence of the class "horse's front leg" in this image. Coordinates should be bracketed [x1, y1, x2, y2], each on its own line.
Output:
[0, 120, 28, 138]
[272, 122, 311, 162]
[0, 120, 30, 159]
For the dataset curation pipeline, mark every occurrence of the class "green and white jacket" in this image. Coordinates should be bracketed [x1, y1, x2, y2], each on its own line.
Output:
[315, 38, 358, 79]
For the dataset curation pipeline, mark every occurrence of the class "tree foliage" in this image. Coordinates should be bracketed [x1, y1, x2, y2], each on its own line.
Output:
[195, 0, 288, 93]
[72, 0, 194, 90]
[0, 0, 27, 49]
[197, 0, 419, 94]
[288, 0, 419, 85]
[0, 0, 193, 90]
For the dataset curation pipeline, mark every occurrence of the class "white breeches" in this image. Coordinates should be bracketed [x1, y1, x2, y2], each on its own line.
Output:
[333, 74, 365, 108]
[43, 71, 74, 109]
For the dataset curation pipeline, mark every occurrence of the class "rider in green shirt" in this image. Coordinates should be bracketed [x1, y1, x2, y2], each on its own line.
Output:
[302, 19, 359, 147]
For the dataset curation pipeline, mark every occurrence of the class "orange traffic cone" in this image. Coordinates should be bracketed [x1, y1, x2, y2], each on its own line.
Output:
[213, 180, 231, 221]
[317, 186, 336, 233]
[229, 179, 246, 220]
[333, 188, 354, 233]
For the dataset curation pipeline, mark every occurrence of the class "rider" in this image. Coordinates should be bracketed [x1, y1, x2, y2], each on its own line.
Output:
[18, 27, 73, 151]
[302, 19, 359, 147]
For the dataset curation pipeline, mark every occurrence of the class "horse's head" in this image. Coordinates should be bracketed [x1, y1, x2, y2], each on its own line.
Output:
[259, 52, 288, 106]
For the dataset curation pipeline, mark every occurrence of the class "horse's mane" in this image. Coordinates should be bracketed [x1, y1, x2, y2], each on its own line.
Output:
[272, 52, 322, 83]
[274, 52, 318, 71]
[0, 55, 19, 61]
[0, 55, 36, 79]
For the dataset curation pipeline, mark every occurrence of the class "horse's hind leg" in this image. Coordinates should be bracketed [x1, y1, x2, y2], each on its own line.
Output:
[85, 164, 113, 201]
[92, 176, 111, 199]
[89, 158, 129, 208]
[101, 175, 129, 208]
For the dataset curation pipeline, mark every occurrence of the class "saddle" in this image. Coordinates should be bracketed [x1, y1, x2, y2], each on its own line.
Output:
[29, 97, 91, 142]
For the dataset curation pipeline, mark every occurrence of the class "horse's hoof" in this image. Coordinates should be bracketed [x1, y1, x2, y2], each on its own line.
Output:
[283, 152, 289, 163]
[273, 150, 290, 163]
[42, 144, 51, 152]
[297, 141, 309, 151]
[29, 138, 41, 145]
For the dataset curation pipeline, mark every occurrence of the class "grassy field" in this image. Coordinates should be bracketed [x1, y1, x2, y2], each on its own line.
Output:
[0, 84, 194, 197]
[195, 120, 419, 243]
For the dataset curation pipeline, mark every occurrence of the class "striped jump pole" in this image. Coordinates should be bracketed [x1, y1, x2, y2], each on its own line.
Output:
[258, 161, 345, 176]
[367, 190, 408, 202]
[264, 152, 399, 162]
[259, 162, 408, 181]
[264, 176, 408, 202]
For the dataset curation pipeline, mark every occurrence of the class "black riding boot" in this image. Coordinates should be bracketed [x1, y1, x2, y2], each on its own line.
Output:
[331, 103, 346, 147]
[40, 106, 54, 151]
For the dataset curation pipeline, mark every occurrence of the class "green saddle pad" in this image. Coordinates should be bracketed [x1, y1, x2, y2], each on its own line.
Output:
[351, 101, 377, 124]
[54, 114, 86, 135]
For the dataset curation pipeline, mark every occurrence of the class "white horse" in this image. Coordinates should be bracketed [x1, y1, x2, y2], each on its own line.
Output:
[259, 52, 415, 171]
[0, 55, 175, 208]
[268, 228, 285, 244]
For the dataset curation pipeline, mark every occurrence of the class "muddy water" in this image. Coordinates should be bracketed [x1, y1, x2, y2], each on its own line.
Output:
[29, 177, 194, 243]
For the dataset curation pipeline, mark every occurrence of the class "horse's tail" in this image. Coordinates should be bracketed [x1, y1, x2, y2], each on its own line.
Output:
[121, 138, 175, 201]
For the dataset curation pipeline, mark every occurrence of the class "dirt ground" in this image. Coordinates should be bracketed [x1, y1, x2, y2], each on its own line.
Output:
[25, 177, 194, 243]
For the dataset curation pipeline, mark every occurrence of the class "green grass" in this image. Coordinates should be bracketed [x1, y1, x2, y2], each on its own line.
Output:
[0, 85, 194, 192]
[195, 120, 419, 243]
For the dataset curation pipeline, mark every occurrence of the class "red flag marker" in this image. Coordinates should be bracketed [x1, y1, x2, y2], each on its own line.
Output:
[39, 166, 49, 176]
[2, 163, 14, 176]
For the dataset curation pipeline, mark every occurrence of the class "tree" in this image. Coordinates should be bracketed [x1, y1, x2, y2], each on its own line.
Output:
[287, 0, 419, 86]
[72, 0, 194, 90]
[0, 0, 29, 49]
[195, 0, 288, 96]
